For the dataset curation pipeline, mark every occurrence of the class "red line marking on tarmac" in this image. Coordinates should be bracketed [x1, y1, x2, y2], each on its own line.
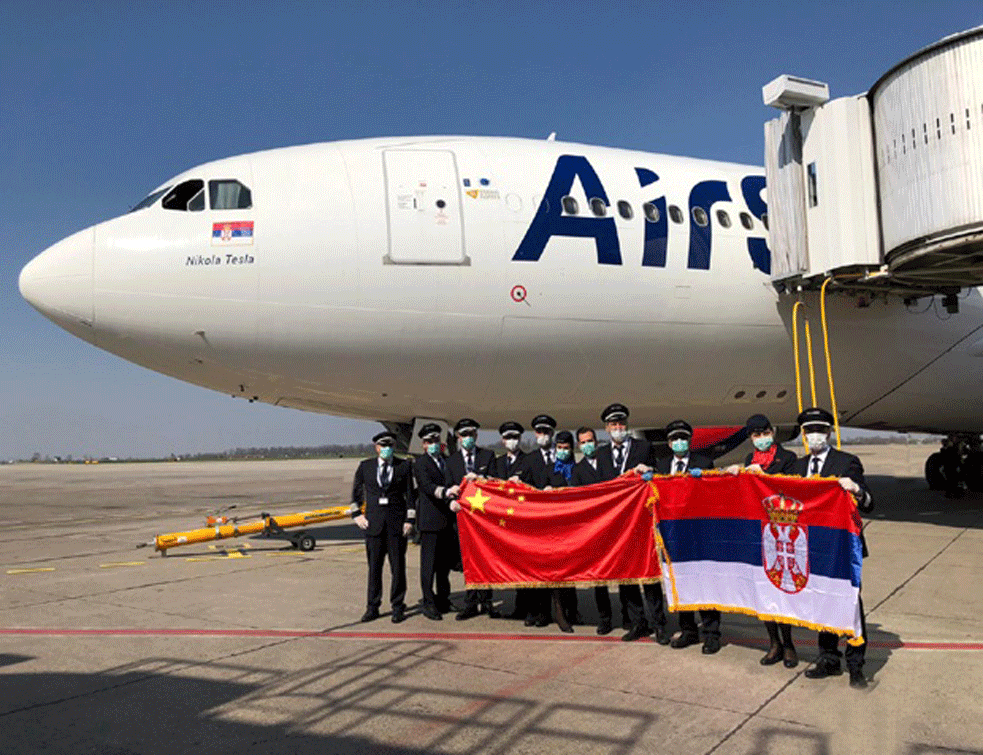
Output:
[0, 628, 981, 650]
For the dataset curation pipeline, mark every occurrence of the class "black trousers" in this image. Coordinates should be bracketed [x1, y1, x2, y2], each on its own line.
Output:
[597, 584, 665, 629]
[420, 529, 456, 610]
[594, 586, 629, 626]
[678, 609, 721, 639]
[364, 526, 407, 611]
[817, 594, 867, 670]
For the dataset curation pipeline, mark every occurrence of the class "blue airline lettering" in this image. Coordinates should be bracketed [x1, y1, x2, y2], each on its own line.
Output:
[512, 155, 770, 272]
[512, 155, 621, 265]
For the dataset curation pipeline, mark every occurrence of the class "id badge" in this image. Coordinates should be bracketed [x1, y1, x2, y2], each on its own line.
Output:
[379, 496, 389, 506]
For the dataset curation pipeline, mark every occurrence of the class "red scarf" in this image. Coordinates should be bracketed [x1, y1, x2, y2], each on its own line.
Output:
[751, 445, 778, 470]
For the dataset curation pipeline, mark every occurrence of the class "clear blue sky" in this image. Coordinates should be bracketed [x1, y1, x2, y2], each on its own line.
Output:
[1, 1, 979, 459]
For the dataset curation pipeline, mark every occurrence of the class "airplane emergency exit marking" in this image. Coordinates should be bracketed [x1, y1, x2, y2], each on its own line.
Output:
[513, 155, 770, 272]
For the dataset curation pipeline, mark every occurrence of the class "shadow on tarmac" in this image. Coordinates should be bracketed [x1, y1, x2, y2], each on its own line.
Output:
[866, 475, 983, 529]
[0, 641, 661, 755]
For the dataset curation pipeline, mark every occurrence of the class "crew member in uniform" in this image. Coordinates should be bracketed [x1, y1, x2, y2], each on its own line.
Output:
[445, 418, 497, 621]
[487, 421, 529, 621]
[727, 414, 799, 667]
[349, 430, 415, 624]
[794, 407, 874, 689]
[516, 414, 557, 489]
[542, 430, 578, 632]
[595, 403, 669, 643]
[513, 414, 557, 626]
[412, 423, 459, 621]
[656, 419, 720, 653]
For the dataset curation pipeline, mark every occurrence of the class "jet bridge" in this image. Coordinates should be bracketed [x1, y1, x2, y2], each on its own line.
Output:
[764, 26, 983, 303]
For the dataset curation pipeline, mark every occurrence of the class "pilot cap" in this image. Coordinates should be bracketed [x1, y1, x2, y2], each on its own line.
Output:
[555, 430, 574, 446]
[665, 419, 693, 439]
[454, 417, 480, 434]
[601, 403, 630, 423]
[499, 421, 524, 437]
[745, 414, 773, 433]
[797, 407, 834, 428]
[373, 430, 397, 445]
[417, 422, 442, 440]
[531, 414, 557, 432]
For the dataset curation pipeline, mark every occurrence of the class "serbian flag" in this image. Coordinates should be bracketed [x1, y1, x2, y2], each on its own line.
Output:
[456, 476, 661, 588]
[655, 472, 864, 641]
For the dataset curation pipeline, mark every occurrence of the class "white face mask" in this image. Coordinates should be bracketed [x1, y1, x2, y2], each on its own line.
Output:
[805, 433, 829, 453]
[609, 428, 628, 444]
[535, 433, 552, 448]
[503, 438, 519, 452]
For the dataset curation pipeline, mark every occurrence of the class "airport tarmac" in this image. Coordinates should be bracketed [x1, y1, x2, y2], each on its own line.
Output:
[1, 445, 982, 755]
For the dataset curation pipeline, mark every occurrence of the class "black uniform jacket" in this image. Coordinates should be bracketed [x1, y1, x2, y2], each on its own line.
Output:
[570, 457, 603, 487]
[350, 456, 414, 537]
[445, 446, 496, 487]
[743, 444, 797, 475]
[793, 447, 874, 556]
[596, 438, 656, 481]
[655, 452, 715, 475]
[518, 447, 555, 489]
[487, 450, 527, 481]
[413, 453, 455, 533]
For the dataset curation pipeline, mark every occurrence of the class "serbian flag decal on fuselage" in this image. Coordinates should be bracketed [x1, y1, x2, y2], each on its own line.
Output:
[654, 472, 864, 642]
[211, 220, 254, 245]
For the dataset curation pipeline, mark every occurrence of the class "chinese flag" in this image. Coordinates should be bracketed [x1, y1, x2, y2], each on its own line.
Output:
[455, 475, 661, 588]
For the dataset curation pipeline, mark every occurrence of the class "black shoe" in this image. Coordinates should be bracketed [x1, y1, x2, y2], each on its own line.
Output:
[534, 615, 550, 628]
[524, 614, 536, 627]
[760, 644, 783, 665]
[804, 661, 842, 679]
[361, 608, 380, 623]
[436, 600, 455, 614]
[596, 619, 613, 636]
[670, 632, 699, 649]
[621, 625, 650, 642]
[482, 602, 500, 618]
[701, 636, 721, 655]
[652, 625, 671, 646]
[849, 668, 868, 689]
[456, 604, 481, 621]
[421, 605, 443, 621]
[391, 608, 406, 624]
[783, 646, 799, 668]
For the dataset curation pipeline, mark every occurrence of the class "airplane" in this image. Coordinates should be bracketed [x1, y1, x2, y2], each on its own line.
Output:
[18, 134, 983, 484]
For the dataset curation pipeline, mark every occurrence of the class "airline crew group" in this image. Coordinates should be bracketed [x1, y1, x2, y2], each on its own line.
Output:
[348, 404, 874, 689]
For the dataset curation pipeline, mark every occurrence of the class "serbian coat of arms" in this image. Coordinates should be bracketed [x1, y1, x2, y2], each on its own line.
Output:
[761, 494, 809, 594]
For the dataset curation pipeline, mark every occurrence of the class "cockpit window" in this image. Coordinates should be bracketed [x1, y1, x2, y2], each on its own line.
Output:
[129, 187, 171, 212]
[209, 179, 252, 210]
[162, 180, 205, 211]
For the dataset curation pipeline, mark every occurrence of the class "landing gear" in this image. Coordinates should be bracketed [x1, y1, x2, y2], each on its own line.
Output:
[925, 434, 983, 496]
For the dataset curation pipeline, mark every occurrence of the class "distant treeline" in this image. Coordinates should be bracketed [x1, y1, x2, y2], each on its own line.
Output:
[180, 444, 378, 461]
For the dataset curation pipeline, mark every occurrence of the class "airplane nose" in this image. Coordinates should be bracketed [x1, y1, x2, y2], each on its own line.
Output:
[19, 227, 95, 335]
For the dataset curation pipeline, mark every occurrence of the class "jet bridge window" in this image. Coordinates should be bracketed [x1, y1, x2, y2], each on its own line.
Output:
[162, 179, 205, 211]
[209, 179, 252, 210]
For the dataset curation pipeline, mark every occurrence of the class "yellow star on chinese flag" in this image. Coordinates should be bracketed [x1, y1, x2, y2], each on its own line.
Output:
[506, 507, 514, 516]
[466, 488, 490, 514]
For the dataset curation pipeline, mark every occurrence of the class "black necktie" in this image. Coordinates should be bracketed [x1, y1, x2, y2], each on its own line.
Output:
[675, 459, 685, 474]
[466, 452, 474, 473]
[380, 462, 391, 487]
[811, 457, 820, 476]
[614, 446, 623, 471]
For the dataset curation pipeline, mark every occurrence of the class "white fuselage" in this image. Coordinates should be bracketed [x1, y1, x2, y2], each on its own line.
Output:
[19, 136, 983, 433]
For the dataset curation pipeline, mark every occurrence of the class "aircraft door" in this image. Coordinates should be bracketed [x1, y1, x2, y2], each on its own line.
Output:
[383, 149, 468, 265]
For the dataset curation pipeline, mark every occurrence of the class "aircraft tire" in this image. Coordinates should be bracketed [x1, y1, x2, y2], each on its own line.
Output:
[925, 452, 946, 491]
[963, 451, 983, 492]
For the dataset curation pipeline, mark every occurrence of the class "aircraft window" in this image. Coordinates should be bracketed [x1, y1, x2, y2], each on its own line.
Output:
[716, 209, 731, 228]
[162, 180, 206, 212]
[761, 213, 769, 230]
[739, 212, 754, 230]
[129, 187, 171, 212]
[642, 202, 659, 223]
[562, 196, 579, 215]
[692, 207, 708, 227]
[668, 205, 684, 224]
[209, 180, 253, 210]
[617, 201, 633, 219]
[589, 198, 607, 217]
